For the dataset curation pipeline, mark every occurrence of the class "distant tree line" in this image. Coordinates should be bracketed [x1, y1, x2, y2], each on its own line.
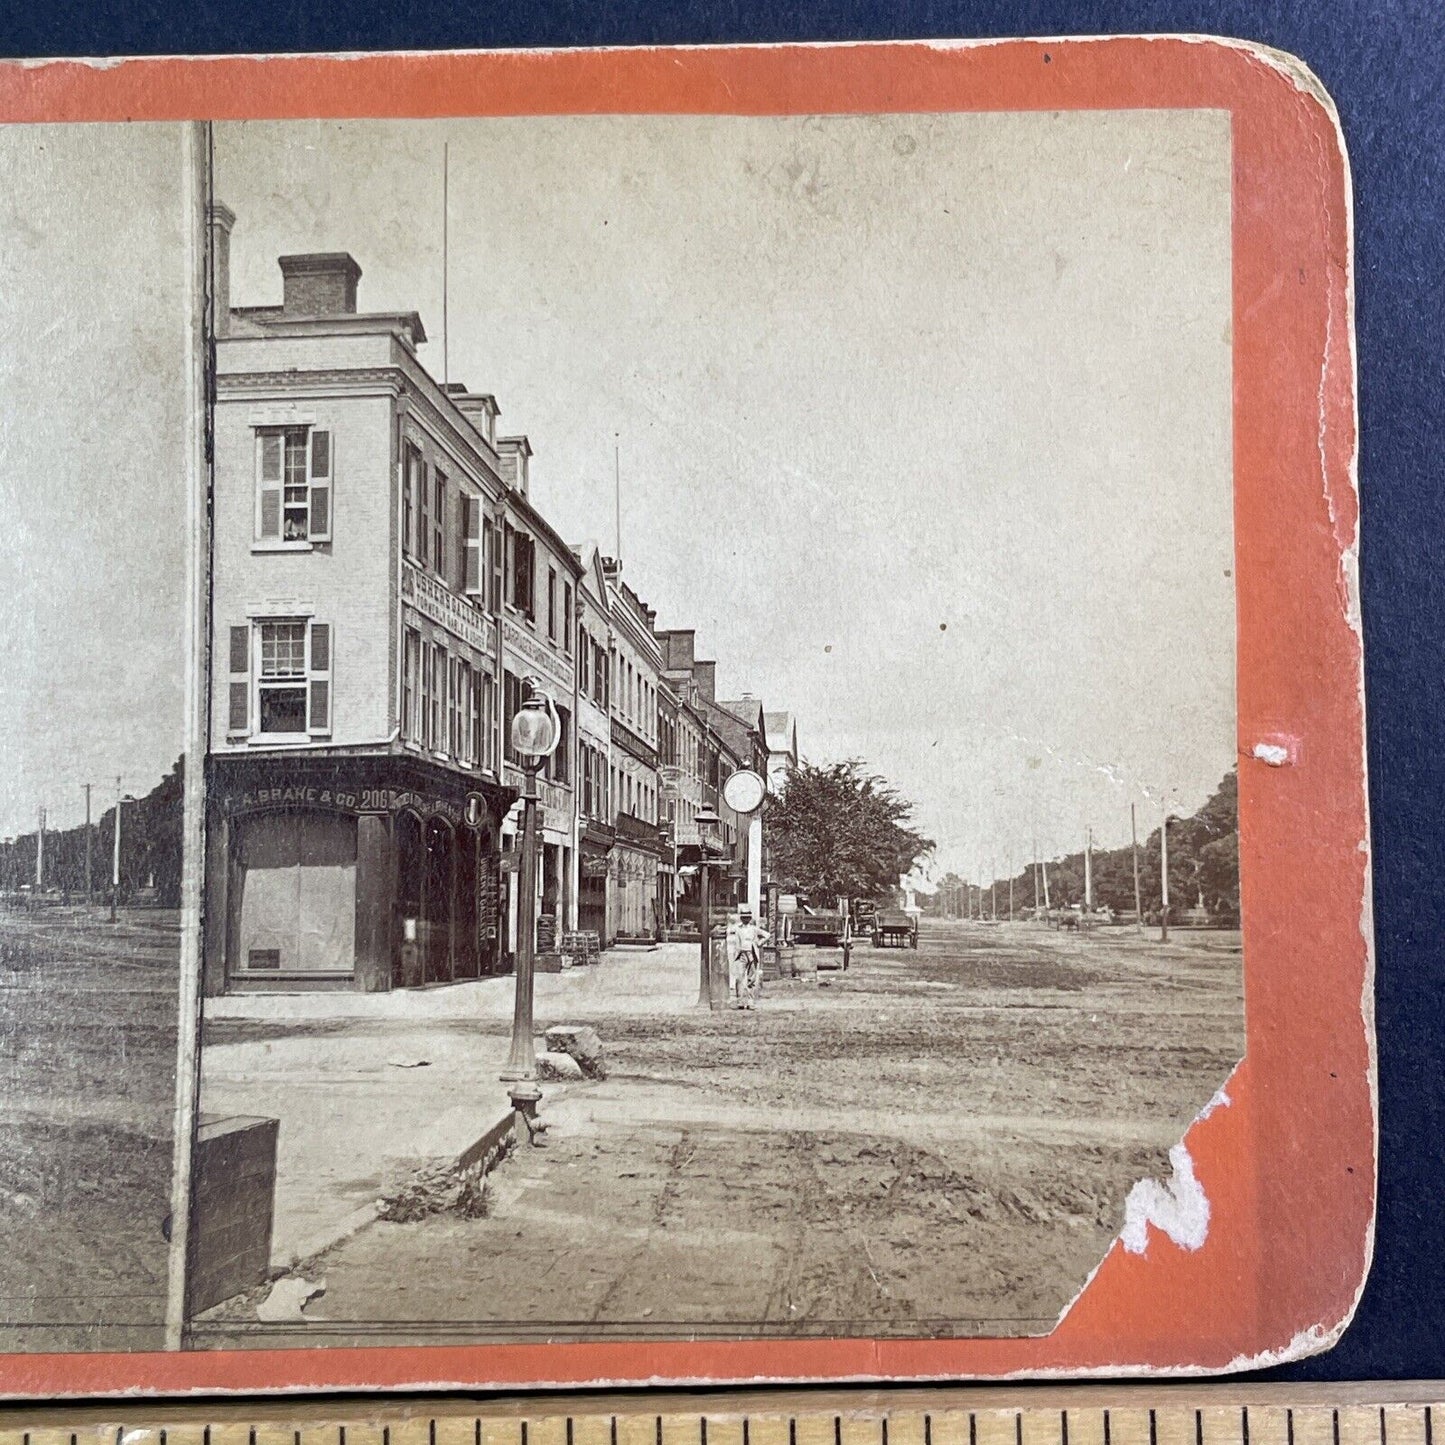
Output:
[0, 757, 185, 907]
[925, 769, 1240, 925]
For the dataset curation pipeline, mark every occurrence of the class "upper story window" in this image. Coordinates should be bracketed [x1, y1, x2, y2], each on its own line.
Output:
[564, 584, 574, 655]
[228, 617, 331, 740]
[432, 470, 447, 579]
[256, 426, 331, 546]
[462, 496, 489, 605]
[507, 526, 536, 621]
[547, 568, 558, 643]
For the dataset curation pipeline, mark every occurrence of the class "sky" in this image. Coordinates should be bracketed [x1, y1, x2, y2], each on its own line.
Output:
[0, 124, 188, 840]
[0, 111, 1235, 878]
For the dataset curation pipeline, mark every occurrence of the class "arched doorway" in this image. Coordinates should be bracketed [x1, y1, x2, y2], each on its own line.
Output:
[394, 809, 424, 987]
[422, 816, 456, 984]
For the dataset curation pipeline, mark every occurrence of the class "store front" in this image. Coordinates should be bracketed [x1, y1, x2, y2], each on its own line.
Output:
[578, 825, 613, 942]
[205, 753, 513, 995]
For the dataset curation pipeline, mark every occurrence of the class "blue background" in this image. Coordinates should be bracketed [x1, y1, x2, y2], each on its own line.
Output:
[2, 0, 1441, 1385]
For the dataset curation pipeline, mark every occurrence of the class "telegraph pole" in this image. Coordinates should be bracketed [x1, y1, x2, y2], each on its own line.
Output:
[1084, 826, 1094, 911]
[1159, 804, 1171, 943]
[1131, 802, 1143, 932]
[110, 775, 122, 923]
[35, 806, 45, 890]
[83, 783, 93, 902]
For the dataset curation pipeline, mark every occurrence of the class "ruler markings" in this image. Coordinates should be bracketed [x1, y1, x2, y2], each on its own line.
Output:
[2, 1401, 1444, 1445]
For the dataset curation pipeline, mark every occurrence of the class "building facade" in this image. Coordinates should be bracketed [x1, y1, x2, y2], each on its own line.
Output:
[572, 544, 614, 942]
[604, 562, 666, 940]
[203, 205, 801, 988]
[205, 212, 532, 993]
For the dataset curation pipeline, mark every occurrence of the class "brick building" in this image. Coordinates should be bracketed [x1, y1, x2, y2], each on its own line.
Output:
[203, 206, 581, 993]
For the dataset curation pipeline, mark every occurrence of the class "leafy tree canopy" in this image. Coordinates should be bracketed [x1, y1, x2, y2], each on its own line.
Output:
[769, 758, 934, 904]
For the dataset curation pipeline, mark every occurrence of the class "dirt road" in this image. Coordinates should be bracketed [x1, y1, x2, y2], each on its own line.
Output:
[197, 918, 1242, 1346]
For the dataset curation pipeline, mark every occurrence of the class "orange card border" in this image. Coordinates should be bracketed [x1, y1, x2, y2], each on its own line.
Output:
[0, 36, 1369, 1392]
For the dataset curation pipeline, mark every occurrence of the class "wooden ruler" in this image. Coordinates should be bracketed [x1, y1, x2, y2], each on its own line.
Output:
[0, 1385, 1439, 1445]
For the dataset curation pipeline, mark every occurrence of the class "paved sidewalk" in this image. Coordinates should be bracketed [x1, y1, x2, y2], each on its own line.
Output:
[199, 942, 706, 1269]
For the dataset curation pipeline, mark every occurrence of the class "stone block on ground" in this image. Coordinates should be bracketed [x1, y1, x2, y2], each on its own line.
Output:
[545, 1024, 608, 1078]
[535, 1049, 585, 1082]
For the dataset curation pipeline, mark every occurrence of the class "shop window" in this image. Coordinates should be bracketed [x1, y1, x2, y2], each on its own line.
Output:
[256, 426, 331, 545]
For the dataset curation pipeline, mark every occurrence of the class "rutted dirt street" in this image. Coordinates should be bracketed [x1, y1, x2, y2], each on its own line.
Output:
[198, 917, 1243, 1346]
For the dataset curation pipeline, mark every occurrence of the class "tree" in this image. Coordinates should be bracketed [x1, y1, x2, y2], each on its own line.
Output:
[769, 759, 934, 903]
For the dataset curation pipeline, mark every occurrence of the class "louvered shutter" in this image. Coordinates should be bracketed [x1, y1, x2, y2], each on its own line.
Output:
[463, 496, 483, 596]
[228, 625, 251, 735]
[307, 622, 332, 735]
[487, 517, 502, 612]
[257, 433, 283, 539]
[308, 429, 332, 541]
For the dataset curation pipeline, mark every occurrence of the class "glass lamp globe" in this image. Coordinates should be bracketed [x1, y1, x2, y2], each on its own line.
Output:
[511, 698, 559, 758]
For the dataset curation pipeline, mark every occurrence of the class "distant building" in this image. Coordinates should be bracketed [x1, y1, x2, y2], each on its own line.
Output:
[763, 710, 799, 793]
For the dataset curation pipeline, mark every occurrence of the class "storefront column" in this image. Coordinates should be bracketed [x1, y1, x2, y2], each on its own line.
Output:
[202, 812, 229, 998]
[355, 813, 395, 993]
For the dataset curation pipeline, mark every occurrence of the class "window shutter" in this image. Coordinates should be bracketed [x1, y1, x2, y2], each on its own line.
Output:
[418, 461, 430, 567]
[463, 496, 483, 596]
[228, 625, 251, 735]
[489, 518, 503, 612]
[308, 429, 332, 541]
[307, 622, 332, 735]
[257, 432, 283, 539]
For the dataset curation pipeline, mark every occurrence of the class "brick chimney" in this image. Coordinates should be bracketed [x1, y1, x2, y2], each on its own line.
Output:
[278, 252, 362, 316]
[694, 660, 717, 701]
[208, 202, 235, 338]
[660, 629, 695, 671]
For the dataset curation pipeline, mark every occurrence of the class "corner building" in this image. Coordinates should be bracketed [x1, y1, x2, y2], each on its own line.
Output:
[202, 208, 565, 993]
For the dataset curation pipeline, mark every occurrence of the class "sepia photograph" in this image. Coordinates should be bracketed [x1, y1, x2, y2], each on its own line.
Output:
[0, 122, 191, 1351]
[179, 108, 1243, 1347]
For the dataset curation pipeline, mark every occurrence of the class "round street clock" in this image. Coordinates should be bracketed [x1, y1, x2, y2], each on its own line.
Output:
[722, 768, 767, 816]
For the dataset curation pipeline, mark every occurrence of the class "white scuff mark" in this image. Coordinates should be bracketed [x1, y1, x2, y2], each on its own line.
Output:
[1198, 1085, 1231, 1120]
[1120, 1141, 1211, 1256]
[256, 1275, 326, 1323]
[1252, 741, 1290, 766]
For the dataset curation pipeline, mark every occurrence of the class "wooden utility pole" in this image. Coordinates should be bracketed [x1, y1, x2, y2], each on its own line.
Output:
[35, 806, 44, 889]
[1084, 827, 1094, 911]
[83, 783, 93, 902]
[1131, 802, 1143, 932]
[110, 775, 122, 923]
[1160, 804, 1171, 943]
[990, 858, 996, 921]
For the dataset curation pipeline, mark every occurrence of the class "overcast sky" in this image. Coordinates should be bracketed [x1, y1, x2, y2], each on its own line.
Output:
[2, 111, 1234, 879]
[0, 124, 187, 841]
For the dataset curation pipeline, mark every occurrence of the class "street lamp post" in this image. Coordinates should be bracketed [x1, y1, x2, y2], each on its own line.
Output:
[501, 679, 560, 1091]
[695, 806, 722, 1009]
